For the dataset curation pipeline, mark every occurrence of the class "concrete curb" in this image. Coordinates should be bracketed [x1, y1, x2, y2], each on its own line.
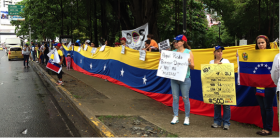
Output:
[30, 62, 116, 137]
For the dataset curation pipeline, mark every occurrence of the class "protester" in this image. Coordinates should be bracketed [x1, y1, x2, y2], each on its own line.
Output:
[90, 42, 95, 47]
[146, 34, 159, 51]
[120, 37, 129, 47]
[54, 43, 64, 85]
[170, 34, 194, 125]
[254, 35, 275, 136]
[66, 53, 72, 70]
[40, 43, 45, 64]
[75, 39, 81, 46]
[114, 42, 121, 47]
[22, 44, 31, 68]
[142, 40, 151, 52]
[209, 46, 231, 130]
[60, 45, 66, 67]
[271, 52, 280, 114]
[44, 43, 49, 65]
[31, 43, 36, 61]
[36, 43, 40, 63]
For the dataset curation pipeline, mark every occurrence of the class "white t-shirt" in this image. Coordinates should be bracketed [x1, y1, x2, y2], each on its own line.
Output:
[271, 53, 280, 92]
[209, 58, 230, 64]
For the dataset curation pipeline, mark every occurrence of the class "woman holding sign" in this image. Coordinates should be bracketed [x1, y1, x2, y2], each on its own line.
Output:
[209, 46, 231, 130]
[170, 35, 194, 125]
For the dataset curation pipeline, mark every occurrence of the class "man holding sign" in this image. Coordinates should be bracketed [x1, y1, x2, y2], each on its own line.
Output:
[157, 34, 194, 125]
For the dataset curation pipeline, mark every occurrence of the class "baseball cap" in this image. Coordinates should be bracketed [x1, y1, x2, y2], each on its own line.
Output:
[214, 45, 224, 51]
[76, 40, 80, 43]
[25, 44, 28, 46]
[53, 43, 57, 46]
[174, 34, 187, 42]
[67, 53, 71, 56]
[85, 40, 90, 44]
[120, 37, 126, 42]
[56, 43, 62, 47]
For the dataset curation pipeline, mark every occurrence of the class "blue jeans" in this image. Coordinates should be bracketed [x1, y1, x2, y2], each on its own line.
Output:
[214, 105, 231, 126]
[255, 88, 276, 132]
[31, 51, 36, 61]
[171, 78, 191, 117]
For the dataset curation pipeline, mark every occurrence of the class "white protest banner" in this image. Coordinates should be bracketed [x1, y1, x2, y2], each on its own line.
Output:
[84, 44, 88, 51]
[159, 39, 171, 51]
[99, 45, 106, 51]
[139, 50, 146, 61]
[157, 50, 190, 82]
[122, 23, 148, 50]
[77, 47, 81, 52]
[91, 47, 97, 54]
[47, 49, 55, 58]
[121, 45, 125, 54]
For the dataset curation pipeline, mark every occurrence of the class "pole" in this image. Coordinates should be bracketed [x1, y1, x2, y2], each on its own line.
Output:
[183, 0, 186, 35]
[29, 25, 31, 45]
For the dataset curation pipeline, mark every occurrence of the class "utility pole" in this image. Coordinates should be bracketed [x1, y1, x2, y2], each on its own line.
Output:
[183, 0, 186, 35]
[29, 25, 31, 44]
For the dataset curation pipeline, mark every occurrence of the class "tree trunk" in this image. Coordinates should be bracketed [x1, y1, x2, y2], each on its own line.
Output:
[175, 0, 178, 36]
[258, 0, 261, 33]
[94, 0, 98, 46]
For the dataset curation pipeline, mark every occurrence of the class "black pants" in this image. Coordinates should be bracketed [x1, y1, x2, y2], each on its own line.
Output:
[44, 54, 49, 65]
[57, 71, 62, 79]
[23, 55, 29, 66]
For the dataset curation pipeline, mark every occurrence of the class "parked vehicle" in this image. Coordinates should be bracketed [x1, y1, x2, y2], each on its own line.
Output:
[0, 46, 3, 51]
[8, 46, 24, 61]
[5, 38, 21, 55]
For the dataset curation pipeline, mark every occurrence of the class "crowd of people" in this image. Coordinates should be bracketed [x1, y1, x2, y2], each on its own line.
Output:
[23, 34, 279, 136]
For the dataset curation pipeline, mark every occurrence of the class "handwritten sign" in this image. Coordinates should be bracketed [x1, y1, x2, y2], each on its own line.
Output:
[99, 45, 105, 52]
[77, 47, 81, 52]
[158, 39, 171, 51]
[121, 45, 125, 54]
[201, 63, 236, 105]
[139, 50, 146, 61]
[84, 44, 88, 51]
[91, 47, 97, 54]
[157, 50, 189, 81]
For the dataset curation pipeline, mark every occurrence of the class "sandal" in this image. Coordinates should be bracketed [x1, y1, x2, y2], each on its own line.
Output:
[256, 129, 265, 134]
[257, 130, 272, 136]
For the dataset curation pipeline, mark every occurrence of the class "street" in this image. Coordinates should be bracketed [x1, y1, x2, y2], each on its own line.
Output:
[0, 50, 78, 136]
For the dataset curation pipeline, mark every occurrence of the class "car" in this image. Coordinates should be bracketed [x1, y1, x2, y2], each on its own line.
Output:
[8, 46, 24, 61]
[0, 46, 2, 51]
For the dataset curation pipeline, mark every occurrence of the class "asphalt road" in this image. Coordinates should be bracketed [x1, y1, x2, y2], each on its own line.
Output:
[0, 50, 78, 136]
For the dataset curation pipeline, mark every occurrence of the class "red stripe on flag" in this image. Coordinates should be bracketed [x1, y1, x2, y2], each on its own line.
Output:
[239, 73, 276, 87]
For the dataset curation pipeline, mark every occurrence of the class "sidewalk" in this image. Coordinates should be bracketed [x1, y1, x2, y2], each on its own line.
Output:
[58, 66, 279, 137]
[33, 60, 278, 137]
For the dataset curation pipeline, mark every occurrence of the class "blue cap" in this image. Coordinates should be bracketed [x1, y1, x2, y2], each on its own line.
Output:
[174, 34, 187, 42]
[76, 39, 80, 43]
[214, 45, 224, 51]
[53, 43, 57, 46]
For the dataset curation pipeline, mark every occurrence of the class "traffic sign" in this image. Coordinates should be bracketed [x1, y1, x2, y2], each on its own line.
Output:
[8, 5, 25, 15]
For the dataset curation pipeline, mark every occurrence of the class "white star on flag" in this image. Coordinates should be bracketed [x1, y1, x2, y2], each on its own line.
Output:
[120, 68, 124, 76]
[80, 59, 82, 63]
[143, 75, 147, 85]
[261, 63, 263, 66]
[268, 67, 271, 70]
[257, 64, 260, 67]
[90, 63, 92, 69]
[104, 64, 106, 71]
[255, 67, 258, 70]
[253, 70, 256, 73]
[265, 64, 268, 67]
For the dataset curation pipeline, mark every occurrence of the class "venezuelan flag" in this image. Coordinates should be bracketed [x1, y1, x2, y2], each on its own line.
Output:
[238, 49, 278, 88]
[62, 43, 279, 132]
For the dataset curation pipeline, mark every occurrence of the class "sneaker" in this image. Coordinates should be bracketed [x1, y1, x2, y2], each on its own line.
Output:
[211, 123, 221, 128]
[184, 117, 189, 125]
[56, 82, 64, 86]
[171, 116, 179, 124]
[223, 125, 229, 130]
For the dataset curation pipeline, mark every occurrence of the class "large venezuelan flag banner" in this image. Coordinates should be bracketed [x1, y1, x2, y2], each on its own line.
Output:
[63, 44, 279, 132]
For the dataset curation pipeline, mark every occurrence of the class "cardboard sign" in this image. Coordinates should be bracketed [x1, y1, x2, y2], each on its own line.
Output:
[121, 45, 125, 54]
[84, 44, 88, 51]
[139, 50, 146, 61]
[158, 39, 171, 51]
[157, 50, 190, 81]
[99, 45, 105, 51]
[77, 47, 81, 52]
[67, 42, 72, 49]
[201, 63, 236, 105]
[91, 47, 97, 54]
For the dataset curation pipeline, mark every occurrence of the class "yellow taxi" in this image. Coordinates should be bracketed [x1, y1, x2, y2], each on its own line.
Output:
[0, 46, 3, 51]
[8, 46, 24, 61]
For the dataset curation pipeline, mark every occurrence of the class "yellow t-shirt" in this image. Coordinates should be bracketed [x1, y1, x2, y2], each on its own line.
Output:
[50, 50, 63, 59]
[35, 47, 39, 51]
